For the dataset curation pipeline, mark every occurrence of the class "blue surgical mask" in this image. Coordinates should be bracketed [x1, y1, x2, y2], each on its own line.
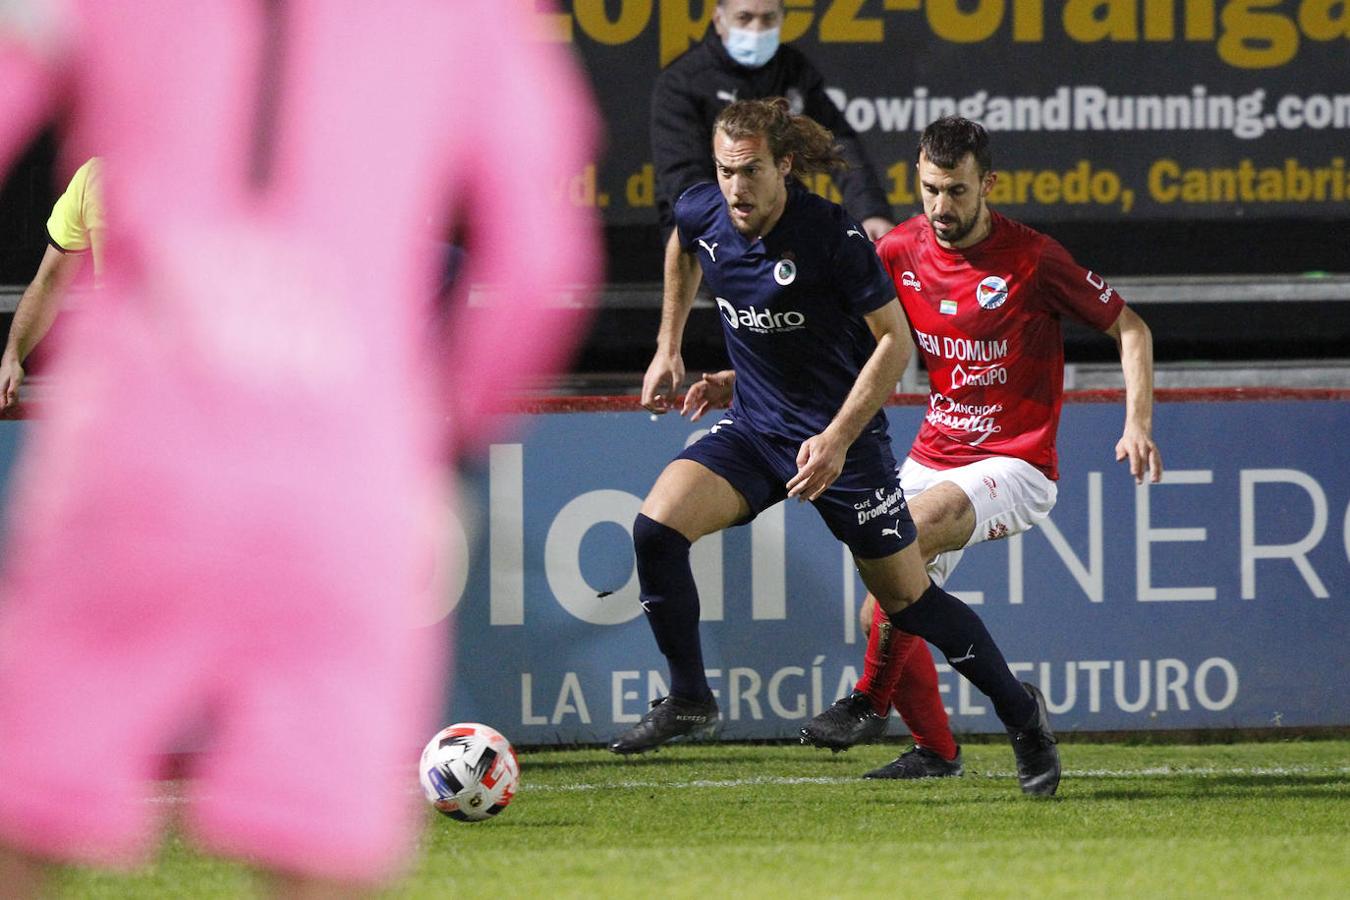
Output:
[724, 25, 780, 69]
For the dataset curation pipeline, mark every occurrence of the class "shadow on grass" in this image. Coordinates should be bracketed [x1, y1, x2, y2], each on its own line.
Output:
[1075, 774, 1347, 802]
[474, 818, 592, 829]
[523, 747, 861, 771]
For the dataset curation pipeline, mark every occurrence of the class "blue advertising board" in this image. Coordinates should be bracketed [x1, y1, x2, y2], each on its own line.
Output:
[444, 397, 1348, 742]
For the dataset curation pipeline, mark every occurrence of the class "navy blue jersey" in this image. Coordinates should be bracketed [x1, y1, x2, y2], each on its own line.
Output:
[675, 181, 896, 444]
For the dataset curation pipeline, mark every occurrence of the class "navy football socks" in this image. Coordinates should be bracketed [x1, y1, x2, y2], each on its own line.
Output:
[632, 513, 712, 703]
[890, 580, 1037, 728]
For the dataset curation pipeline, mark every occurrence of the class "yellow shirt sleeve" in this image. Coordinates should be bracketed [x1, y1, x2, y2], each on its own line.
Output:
[45, 158, 105, 253]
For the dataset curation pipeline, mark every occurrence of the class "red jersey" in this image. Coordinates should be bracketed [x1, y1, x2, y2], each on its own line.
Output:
[876, 211, 1125, 480]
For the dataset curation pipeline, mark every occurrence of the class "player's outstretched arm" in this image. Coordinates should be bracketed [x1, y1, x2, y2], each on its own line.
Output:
[1107, 305, 1163, 484]
[789, 298, 912, 501]
[642, 231, 703, 415]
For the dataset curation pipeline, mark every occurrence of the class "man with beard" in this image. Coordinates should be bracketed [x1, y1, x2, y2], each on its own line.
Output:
[789, 115, 1161, 777]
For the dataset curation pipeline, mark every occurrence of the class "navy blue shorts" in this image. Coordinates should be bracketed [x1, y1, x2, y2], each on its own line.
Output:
[677, 413, 917, 559]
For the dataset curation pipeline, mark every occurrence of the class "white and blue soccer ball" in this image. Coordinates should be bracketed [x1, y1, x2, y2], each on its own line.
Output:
[419, 722, 520, 822]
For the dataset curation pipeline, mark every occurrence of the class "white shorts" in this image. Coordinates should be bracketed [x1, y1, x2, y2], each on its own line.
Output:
[898, 455, 1058, 586]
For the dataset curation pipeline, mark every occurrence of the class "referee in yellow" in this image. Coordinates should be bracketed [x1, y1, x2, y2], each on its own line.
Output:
[1, 157, 104, 408]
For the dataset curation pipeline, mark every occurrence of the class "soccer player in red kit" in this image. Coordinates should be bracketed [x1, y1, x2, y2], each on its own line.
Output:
[797, 115, 1163, 777]
[689, 116, 1162, 780]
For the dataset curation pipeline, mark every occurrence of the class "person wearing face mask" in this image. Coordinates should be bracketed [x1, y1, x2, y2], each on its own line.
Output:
[651, 0, 894, 242]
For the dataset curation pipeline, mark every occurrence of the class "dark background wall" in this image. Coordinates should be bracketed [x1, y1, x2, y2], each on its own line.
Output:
[0, 132, 60, 288]
[4, 3, 1347, 377]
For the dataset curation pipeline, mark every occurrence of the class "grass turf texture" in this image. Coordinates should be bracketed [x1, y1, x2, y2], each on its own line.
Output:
[49, 739, 1349, 898]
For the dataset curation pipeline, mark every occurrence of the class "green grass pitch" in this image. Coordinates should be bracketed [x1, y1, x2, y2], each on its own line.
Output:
[51, 739, 1348, 898]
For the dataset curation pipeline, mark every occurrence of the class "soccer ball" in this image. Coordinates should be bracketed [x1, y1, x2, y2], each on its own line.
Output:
[419, 722, 520, 822]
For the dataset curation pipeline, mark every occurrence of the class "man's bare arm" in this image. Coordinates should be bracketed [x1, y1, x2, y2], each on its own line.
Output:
[1106, 305, 1163, 484]
[641, 229, 703, 413]
[1, 245, 85, 407]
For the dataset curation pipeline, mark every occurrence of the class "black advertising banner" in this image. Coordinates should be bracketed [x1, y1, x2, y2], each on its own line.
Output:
[539, 1, 1350, 225]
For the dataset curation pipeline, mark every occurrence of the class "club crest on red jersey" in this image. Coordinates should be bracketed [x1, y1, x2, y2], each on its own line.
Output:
[976, 275, 1009, 310]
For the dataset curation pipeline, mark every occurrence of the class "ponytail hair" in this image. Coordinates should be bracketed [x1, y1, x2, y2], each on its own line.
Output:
[713, 97, 846, 181]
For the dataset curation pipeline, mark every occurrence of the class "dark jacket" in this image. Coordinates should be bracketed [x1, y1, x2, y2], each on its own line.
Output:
[651, 31, 892, 235]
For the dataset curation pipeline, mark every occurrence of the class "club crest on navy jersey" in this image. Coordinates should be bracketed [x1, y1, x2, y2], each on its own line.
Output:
[976, 275, 1009, 310]
[773, 258, 797, 285]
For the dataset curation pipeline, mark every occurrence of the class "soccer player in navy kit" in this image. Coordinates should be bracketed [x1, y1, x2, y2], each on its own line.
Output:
[611, 98, 1060, 796]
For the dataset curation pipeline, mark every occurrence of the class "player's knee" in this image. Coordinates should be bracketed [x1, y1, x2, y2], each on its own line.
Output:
[912, 513, 973, 562]
[872, 591, 919, 617]
[633, 513, 690, 570]
[916, 531, 944, 563]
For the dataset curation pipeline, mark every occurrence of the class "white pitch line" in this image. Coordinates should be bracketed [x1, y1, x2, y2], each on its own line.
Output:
[521, 765, 1350, 793]
[141, 765, 1348, 804]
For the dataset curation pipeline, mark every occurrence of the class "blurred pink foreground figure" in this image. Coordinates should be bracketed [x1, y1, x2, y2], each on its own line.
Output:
[0, 0, 599, 890]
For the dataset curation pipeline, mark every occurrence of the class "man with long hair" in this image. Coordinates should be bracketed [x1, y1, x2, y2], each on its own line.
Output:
[614, 99, 1060, 798]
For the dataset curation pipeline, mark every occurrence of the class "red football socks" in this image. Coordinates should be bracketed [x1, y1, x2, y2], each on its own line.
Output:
[854, 602, 958, 762]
